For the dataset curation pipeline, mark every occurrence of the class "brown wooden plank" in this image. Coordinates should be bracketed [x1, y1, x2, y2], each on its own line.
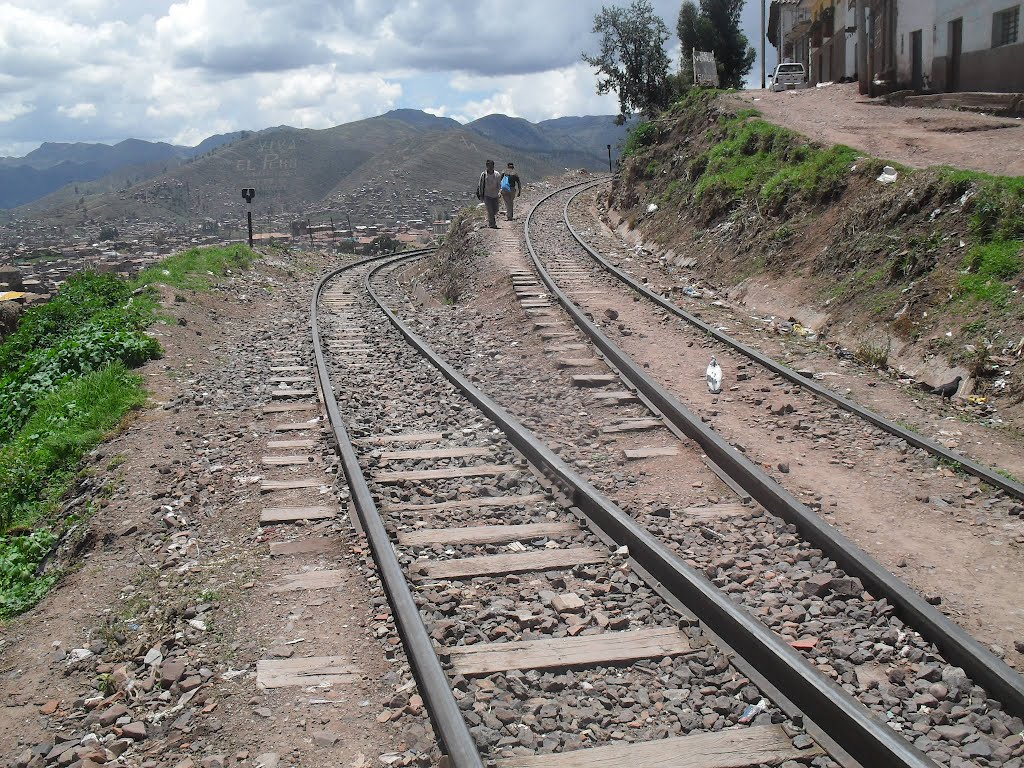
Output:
[447, 626, 693, 677]
[684, 503, 750, 520]
[256, 657, 358, 690]
[450, 626, 696, 675]
[385, 494, 548, 513]
[268, 570, 344, 593]
[271, 389, 316, 399]
[570, 374, 618, 387]
[415, 547, 606, 580]
[556, 358, 605, 368]
[272, 421, 320, 432]
[399, 522, 578, 547]
[623, 446, 680, 459]
[541, 331, 577, 340]
[494, 725, 821, 768]
[353, 432, 443, 445]
[380, 446, 491, 461]
[260, 478, 325, 492]
[270, 376, 311, 383]
[269, 538, 339, 557]
[372, 463, 520, 484]
[262, 402, 317, 413]
[262, 506, 336, 524]
[262, 455, 313, 466]
[270, 366, 307, 372]
[268, 438, 317, 449]
[592, 395, 641, 407]
[601, 418, 663, 434]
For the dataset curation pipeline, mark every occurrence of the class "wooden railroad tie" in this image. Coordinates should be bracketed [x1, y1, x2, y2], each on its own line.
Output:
[493, 724, 822, 767]
[413, 546, 606, 580]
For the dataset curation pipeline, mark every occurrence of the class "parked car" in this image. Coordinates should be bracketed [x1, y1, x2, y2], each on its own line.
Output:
[770, 63, 807, 92]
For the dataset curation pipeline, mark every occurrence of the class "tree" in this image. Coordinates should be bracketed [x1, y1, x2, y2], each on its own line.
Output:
[677, 0, 755, 89]
[583, 1, 673, 119]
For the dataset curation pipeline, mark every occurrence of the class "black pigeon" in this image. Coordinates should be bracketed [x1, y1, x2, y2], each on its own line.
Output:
[931, 375, 963, 401]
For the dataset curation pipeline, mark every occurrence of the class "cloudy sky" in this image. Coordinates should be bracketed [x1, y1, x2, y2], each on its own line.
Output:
[0, 0, 770, 158]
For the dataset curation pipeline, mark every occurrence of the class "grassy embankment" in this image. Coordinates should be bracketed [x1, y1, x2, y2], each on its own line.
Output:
[0, 244, 254, 618]
[617, 89, 1023, 375]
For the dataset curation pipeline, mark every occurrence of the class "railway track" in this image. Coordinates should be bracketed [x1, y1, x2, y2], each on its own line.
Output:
[297, 223, 1015, 767]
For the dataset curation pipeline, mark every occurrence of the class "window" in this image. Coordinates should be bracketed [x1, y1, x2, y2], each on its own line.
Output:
[992, 5, 1020, 47]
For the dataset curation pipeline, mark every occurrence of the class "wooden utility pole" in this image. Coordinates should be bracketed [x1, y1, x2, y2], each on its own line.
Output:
[761, 0, 766, 89]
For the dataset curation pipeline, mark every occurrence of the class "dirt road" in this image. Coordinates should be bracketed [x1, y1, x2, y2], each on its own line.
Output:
[734, 83, 1024, 176]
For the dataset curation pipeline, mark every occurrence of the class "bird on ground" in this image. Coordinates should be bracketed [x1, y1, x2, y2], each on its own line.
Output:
[931, 375, 963, 401]
[706, 356, 723, 394]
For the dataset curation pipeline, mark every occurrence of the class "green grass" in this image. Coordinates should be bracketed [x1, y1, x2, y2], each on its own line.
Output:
[688, 116, 860, 216]
[0, 364, 145, 530]
[941, 169, 1024, 241]
[0, 244, 257, 618]
[134, 244, 255, 291]
[957, 240, 1023, 307]
[622, 122, 660, 158]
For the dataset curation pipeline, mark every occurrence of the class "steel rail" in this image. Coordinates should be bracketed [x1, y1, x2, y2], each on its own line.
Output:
[562, 180, 1024, 503]
[524, 181, 1024, 716]
[311, 252, 485, 768]
[365, 252, 935, 768]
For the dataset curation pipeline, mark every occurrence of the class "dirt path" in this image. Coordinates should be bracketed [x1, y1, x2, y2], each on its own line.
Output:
[0, 256, 432, 768]
[732, 83, 1024, 176]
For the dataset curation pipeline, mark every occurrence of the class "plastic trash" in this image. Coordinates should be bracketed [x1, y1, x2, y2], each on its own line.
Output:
[877, 165, 898, 184]
[738, 698, 769, 723]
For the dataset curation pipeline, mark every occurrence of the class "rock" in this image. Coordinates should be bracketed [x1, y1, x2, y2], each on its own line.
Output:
[107, 740, 132, 757]
[551, 593, 586, 613]
[770, 402, 795, 416]
[800, 573, 832, 597]
[934, 724, 973, 744]
[827, 576, 863, 597]
[38, 700, 60, 715]
[121, 721, 147, 741]
[603, 308, 619, 321]
[311, 732, 340, 747]
[253, 755, 279, 768]
[777, 462, 790, 474]
[159, 660, 186, 688]
[941, 666, 969, 694]
[96, 703, 129, 727]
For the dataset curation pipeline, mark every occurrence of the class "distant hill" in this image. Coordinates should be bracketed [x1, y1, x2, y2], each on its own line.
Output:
[0, 133, 250, 209]
[9, 109, 631, 222]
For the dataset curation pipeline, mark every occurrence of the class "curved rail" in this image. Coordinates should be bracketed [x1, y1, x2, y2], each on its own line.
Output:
[311, 252, 485, 768]
[524, 181, 1024, 717]
[363, 251, 933, 768]
[564, 180, 1024, 502]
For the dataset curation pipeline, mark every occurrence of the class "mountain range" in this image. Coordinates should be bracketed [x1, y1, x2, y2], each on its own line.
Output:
[2, 110, 632, 219]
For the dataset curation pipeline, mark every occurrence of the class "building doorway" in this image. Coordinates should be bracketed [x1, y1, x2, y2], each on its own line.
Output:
[911, 29, 923, 90]
[947, 18, 962, 92]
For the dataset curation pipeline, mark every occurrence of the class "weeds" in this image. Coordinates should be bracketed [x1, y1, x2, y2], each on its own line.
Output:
[957, 240, 1023, 307]
[134, 244, 255, 291]
[622, 122, 660, 158]
[854, 338, 892, 369]
[0, 364, 145, 530]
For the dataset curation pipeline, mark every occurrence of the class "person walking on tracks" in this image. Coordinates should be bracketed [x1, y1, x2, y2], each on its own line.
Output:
[500, 162, 521, 221]
[476, 159, 503, 228]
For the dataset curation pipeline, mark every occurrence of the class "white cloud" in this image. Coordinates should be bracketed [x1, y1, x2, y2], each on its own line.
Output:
[0, 97, 32, 123]
[0, 0, 764, 157]
[57, 102, 97, 119]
